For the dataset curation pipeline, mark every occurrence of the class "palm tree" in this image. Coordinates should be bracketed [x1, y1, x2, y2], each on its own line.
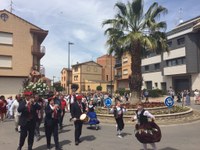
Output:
[102, 0, 168, 104]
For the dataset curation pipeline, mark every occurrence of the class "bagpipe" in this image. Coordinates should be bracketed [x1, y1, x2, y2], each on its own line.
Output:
[134, 121, 161, 143]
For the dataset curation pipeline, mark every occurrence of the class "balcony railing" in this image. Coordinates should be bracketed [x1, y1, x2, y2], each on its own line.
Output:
[115, 74, 122, 79]
[114, 63, 122, 68]
[32, 45, 46, 58]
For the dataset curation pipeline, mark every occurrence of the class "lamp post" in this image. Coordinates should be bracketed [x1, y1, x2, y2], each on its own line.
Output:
[68, 41, 74, 95]
[53, 76, 56, 91]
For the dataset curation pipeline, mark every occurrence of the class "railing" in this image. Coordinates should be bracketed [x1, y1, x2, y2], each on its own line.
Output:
[32, 45, 46, 58]
[115, 74, 122, 79]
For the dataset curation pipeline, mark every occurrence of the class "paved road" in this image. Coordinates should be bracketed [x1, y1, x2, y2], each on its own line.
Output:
[0, 112, 200, 150]
[1, 99, 200, 150]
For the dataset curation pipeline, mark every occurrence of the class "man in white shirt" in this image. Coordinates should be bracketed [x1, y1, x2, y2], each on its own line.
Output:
[10, 94, 21, 132]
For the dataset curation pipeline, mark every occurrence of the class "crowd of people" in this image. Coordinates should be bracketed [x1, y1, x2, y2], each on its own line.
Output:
[2, 87, 199, 150]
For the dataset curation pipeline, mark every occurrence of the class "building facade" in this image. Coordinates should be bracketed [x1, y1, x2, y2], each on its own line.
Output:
[97, 54, 115, 93]
[71, 61, 102, 93]
[60, 68, 72, 94]
[0, 10, 48, 97]
[115, 16, 200, 93]
[114, 52, 132, 91]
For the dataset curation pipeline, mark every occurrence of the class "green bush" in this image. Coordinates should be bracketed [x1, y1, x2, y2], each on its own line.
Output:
[149, 89, 163, 97]
[96, 85, 102, 91]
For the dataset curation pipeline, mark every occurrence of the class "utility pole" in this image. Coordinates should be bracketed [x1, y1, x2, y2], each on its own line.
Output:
[68, 42, 74, 95]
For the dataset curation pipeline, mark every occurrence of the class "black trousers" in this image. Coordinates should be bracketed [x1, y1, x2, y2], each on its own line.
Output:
[45, 121, 59, 148]
[60, 109, 65, 128]
[116, 117, 124, 131]
[35, 119, 42, 137]
[74, 120, 83, 142]
[19, 120, 36, 150]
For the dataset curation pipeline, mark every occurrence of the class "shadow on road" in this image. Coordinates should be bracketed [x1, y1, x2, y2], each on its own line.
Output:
[160, 147, 179, 150]
[34, 140, 71, 150]
[80, 135, 96, 142]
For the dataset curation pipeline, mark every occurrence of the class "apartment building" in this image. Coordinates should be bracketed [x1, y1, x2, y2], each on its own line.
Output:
[97, 54, 115, 92]
[0, 10, 48, 96]
[114, 52, 132, 91]
[60, 68, 72, 93]
[71, 61, 102, 93]
[115, 16, 200, 93]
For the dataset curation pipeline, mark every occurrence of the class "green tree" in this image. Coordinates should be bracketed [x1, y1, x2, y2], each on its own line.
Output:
[96, 85, 102, 91]
[103, 0, 168, 104]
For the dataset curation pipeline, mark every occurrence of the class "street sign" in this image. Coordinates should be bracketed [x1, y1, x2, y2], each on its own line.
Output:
[164, 96, 174, 108]
[104, 97, 112, 107]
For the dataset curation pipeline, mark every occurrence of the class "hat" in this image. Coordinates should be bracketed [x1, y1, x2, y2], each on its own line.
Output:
[76, 95, 83, 100]
[24, 91, 32, 96]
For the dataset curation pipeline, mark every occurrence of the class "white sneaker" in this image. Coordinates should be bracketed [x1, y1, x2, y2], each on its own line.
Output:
[118, 135, 122, 138]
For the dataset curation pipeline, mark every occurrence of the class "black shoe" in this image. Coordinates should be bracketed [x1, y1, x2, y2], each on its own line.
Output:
[78, 139, 82, 143]
[17, 147, 21, 150]
[56, 147, 62, 150]
[75, 141, 79, 145]
[15, 128, 18, 132]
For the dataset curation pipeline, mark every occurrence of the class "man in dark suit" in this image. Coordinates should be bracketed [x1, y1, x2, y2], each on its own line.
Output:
[44, 97, 62, 150]
[17, 92, 41, 150]
[70, 95, 86, 145]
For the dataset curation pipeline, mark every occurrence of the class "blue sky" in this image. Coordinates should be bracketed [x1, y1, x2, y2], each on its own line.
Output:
[1, 0, 200, 81]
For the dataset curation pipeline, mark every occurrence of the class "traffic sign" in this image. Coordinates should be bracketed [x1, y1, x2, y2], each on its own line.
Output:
[104, 97, 112, 107]
[164, 96, 174, 108]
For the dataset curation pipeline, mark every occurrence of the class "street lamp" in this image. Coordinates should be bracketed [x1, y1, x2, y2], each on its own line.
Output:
[53, 76, 56, 91]
[68, 41, 74, 94]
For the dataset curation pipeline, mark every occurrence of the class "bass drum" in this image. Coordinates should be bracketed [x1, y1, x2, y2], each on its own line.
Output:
[80, 113, 89, 123]
[135, 121, 161, 143]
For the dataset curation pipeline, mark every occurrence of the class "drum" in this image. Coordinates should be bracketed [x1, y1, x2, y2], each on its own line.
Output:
[80, 114, 89, 123]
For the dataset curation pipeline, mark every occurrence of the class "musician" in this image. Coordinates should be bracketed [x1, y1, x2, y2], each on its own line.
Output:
[53, 92, 62, 130]
[70, 95, 86, 145]
[17, 92, 41, 150]
[110, 100, 126, 138]
[132, 102, 160, 150]
[68, 84, 78, 113]
[44, 97, 62, 150]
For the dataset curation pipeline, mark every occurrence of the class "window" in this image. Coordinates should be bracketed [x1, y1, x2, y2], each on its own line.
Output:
[177, 37, 185, 45]
[167, 41, 172, 47]
[87, 66, 90, 71]
[74, 67, 78, 72]
[166, 57, 186, 67]
[155, 82, 158, 88]
[0, 55, 12, 68]
[94, 67, 97, 72]
[123, 69, 128, 75]
[122, 57, 128, 63]
[0, 32, 13, 45]
[154, 63, 160, 70]
[144, 65, 149, 71]
[74, 75, 78, 81]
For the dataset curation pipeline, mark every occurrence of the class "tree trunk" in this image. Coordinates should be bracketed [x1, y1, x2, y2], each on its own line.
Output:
[130, 91, 140, 105]
[129, 41, 142, 104]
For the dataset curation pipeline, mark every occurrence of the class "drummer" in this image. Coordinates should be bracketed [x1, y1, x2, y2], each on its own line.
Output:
[70, 95, 86, 146]
[132, 102, 157, 150]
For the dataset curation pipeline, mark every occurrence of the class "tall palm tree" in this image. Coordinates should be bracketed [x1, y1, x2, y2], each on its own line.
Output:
[102, 0, 168, 104]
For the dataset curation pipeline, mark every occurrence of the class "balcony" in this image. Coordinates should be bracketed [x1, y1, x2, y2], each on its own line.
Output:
[115, 74, 122, 79]
[114, 63, 122, 68]
[32, 45, 46, 59]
